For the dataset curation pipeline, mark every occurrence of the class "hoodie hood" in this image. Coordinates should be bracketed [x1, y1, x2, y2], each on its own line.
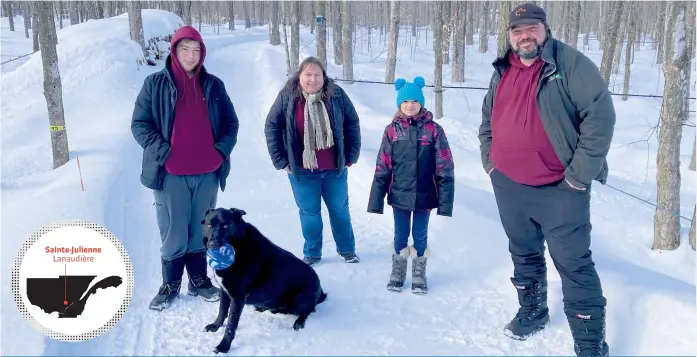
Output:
[169, 25, 207, 82]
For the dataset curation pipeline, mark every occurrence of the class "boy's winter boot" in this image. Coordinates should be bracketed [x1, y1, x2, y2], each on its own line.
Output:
[503, 277, 549, 340]
[410, 246, 429, 295]
[567, 308, 610, 356]
[387, 247, 410, 292]
[185, 252, 221, 302]
[149, 257, 185, 311]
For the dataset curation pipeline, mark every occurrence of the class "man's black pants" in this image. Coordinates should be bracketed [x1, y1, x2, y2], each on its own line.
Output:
[490, 168, 607, 320]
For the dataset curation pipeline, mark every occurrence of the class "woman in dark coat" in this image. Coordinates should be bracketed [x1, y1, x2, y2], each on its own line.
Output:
[264, 56, 361, 266]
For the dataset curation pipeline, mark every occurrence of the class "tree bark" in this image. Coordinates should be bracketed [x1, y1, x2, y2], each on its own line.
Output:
[32, 2, 40, 52]
[314, 0, 326, 66]
[451, 1, 465, 83]
[4, 1, 15, 31]
[37, 0, 69, 169]
[269, 1, 281, 45]
[622, 6, 635, 100]
[479, 0, 490, 53]
[653, 1, 689, 251]
[128, 0, 146, 59]
[23, 2, 31, 38]
[433, 1, 443, 119]
[599, 1, 624, 84]
[289, 1, 300, 71]
[384, 0, 400, 83]
[341, 0, 353, 83]
[331, 2, 343, 65]
[497, 0, 510, 57]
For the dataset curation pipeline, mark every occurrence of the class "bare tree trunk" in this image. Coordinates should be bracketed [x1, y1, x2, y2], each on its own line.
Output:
[69, 1, 78, 25]
[37, 0, 69, 169]
[4, 1, 15, 31]
[653, 1, 689, 251]
[341, 0, 353, 83]
[497, 0, 510, 57]
[433, 1, 443, 119]
[599, 1, 624, 84]
[228, 1, 234, 30]
[451, 1, 465, 82]
[568, 1, 581, 49]
[282, 2, 290, 75]
[128, 0, 146, 58]
[479, 0, 490, 53]
[655, 2, 667, 64]
[315, 0, 326, 66]
[441, 1, 451, 64]
[289, 1, 300, 71]
[332, 2, 343, 65]
[23, 2, 31, 38]
[182, 0, 192, 25]
[465, 1, 474, 46]
[32, 2, 39, 52]
[243, 1, 251, 29]
[385, 0, 400, 83]
[57, 1, 63, 29]
[622, 6, 635, 100]
[269, 1, 281, 45]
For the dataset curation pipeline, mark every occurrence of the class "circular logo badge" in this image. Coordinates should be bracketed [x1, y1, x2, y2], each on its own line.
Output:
[11, 220, 133, 341]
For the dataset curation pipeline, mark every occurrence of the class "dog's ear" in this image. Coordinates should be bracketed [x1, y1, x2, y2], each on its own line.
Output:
[229, 208, 247, 221]
[204, 208, 213, 216]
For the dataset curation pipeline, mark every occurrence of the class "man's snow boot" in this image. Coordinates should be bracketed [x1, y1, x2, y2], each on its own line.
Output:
[387, 247, 410, 292]
[411, 246, 429, 295]
[503, 277, 549, 340]
[568, 308, 610, 356]
[149, 257, 185, 311]
[185, 252, 221, 302]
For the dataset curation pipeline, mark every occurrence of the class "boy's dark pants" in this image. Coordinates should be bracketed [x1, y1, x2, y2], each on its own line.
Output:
[490, 169, 607, 344]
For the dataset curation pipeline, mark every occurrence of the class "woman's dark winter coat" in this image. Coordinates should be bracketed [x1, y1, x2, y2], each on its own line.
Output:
[367, 110, 455, 216]
[263, 80, 361, 175]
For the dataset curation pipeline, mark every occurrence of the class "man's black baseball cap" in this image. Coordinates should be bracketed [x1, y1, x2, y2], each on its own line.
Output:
[508, 3, 547, 29]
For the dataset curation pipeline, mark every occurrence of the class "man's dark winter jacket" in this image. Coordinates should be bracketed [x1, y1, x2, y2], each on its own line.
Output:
[479, 36, 616, 189]
[264, 80, 361, 175]
[367, 110, 455, 216]
[131, 56, 239, 192]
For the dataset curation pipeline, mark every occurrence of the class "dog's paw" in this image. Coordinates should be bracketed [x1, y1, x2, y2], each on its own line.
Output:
[213, 341, 231, 354]
[293, 320, 306, 331]
[204, 323, 222, 332]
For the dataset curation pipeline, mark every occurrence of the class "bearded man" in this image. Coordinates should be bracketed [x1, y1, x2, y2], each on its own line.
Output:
[478, 3, 616, 356]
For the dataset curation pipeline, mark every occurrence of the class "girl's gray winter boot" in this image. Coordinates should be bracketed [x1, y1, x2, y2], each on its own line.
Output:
[410, 246, 430, 295]
[387, 247, 410, 292]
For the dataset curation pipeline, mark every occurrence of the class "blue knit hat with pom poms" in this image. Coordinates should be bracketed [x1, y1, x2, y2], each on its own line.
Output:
[395, 76, 426, 108]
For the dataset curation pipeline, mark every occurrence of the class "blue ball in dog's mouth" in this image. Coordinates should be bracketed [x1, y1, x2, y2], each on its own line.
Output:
[206, 243, 235, 270]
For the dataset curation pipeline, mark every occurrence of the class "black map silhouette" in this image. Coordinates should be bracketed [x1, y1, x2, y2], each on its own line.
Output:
[26, 275, 123, 318]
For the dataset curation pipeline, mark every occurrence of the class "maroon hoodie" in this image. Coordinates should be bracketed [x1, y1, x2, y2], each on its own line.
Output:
[164, 26, 223, 176]
[489, 52, 565, 186]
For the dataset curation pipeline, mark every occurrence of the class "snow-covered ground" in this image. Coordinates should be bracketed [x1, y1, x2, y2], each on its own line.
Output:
[2, 11, 695, 356]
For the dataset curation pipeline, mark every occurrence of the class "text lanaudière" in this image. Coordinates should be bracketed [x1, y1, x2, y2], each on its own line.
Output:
[46, 246, 102, 263]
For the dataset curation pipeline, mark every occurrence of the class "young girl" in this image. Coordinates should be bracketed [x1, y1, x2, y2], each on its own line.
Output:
[367, 76, 455, 295]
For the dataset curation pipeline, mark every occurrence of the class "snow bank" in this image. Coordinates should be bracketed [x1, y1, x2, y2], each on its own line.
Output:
[1, 10, 182, 357]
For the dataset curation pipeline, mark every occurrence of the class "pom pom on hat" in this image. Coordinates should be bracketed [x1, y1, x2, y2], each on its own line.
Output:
[206, 243, 236, 270]
[395, 76, 426, 108]
[394, 78, 407, 91]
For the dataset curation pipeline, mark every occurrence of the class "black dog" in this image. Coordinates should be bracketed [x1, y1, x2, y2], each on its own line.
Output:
[201, 207, 328, 354]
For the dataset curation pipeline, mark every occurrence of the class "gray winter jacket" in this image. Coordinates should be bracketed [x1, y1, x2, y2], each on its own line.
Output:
[479, 36, 616, 189]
